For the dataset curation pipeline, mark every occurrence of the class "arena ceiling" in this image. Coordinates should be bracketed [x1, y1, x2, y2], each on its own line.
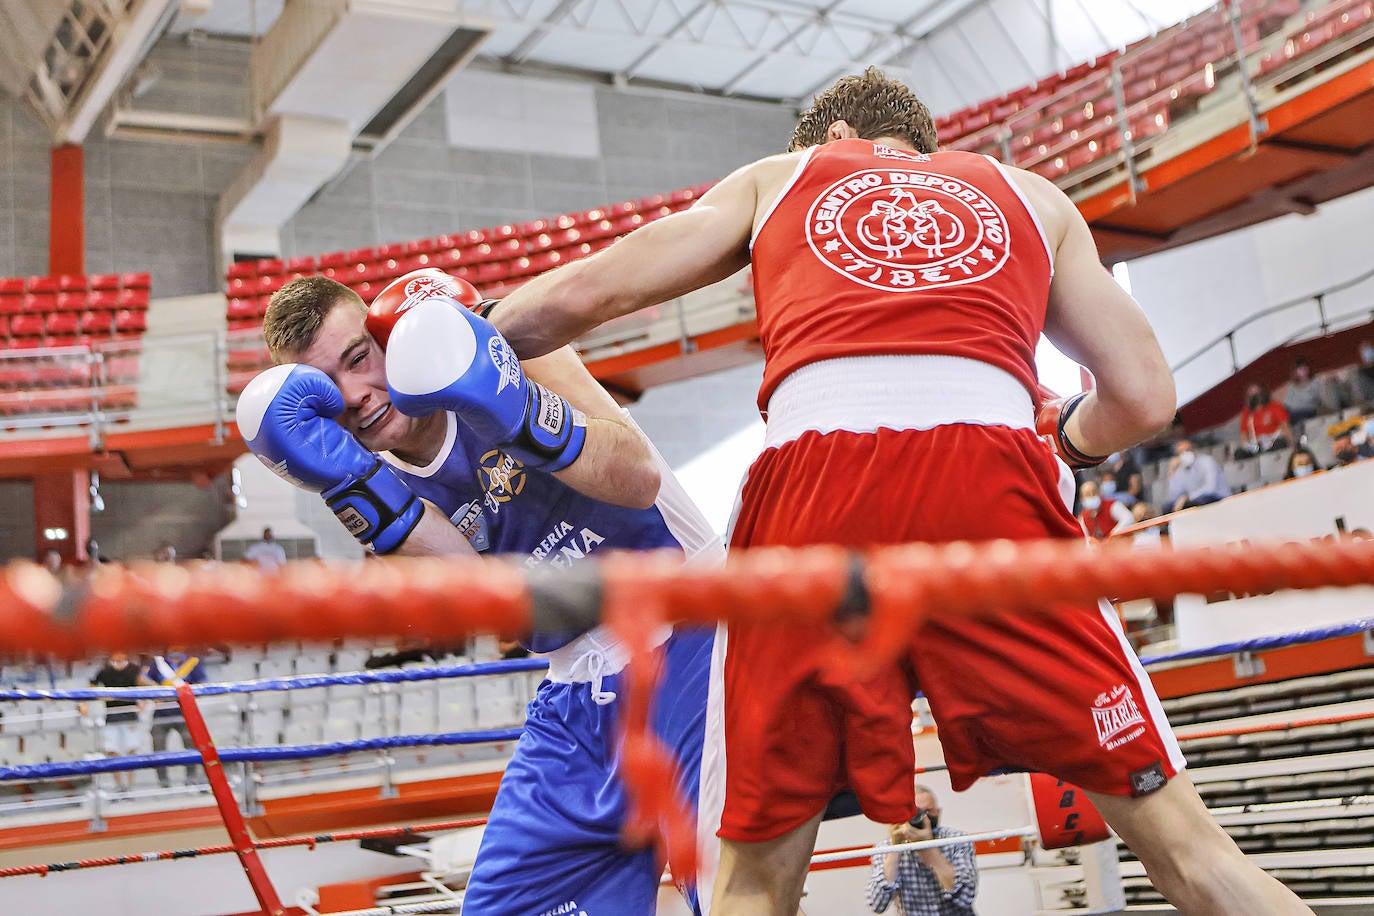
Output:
[171, 0, 1212, 109]
[0, 0, 1217, 142]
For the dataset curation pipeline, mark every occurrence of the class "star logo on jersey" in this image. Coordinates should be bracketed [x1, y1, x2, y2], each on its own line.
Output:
[479, 448, 525, 512]
[805, 167, 1010, 292]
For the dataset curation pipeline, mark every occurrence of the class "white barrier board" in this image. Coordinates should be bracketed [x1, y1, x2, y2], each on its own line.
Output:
[1167, 460, 1374, 650]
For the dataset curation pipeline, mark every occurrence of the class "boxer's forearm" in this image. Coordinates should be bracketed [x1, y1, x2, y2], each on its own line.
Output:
[553, 416, 660, 509]
[391, 501, 478, 558]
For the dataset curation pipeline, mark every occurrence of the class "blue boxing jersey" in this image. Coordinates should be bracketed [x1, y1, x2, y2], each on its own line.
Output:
[381, 411, 720, 651]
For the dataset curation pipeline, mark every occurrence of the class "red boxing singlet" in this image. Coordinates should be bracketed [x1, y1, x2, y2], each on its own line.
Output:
[749, 140, 1054, 413]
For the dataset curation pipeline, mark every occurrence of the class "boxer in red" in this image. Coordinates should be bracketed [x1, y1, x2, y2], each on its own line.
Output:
[484, 68, 1312, 915]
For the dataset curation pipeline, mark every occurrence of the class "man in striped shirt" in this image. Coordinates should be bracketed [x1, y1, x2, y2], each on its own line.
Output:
[867, 785, 977, 915]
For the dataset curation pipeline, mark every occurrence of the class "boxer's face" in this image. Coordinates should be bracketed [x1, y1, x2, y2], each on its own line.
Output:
[288, 302, 425, 453]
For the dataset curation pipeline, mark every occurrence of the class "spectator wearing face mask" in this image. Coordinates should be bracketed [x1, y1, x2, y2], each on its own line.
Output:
[1354, 340, 1374, 410]
[1332, 428, 1374, 467]
[1237, 383, 1292, 457]
[1283, 447, 1322, 480]
[1167, 440, 1230, 512]
[1098, 471, 1134, 507]
[1078, 479, 1134, 538]
[1282, 357, 1331, 430]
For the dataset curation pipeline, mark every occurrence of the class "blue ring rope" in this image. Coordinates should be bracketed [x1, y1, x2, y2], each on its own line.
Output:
[0, 727, 525, 781]
[1138, 617, 1374, 667]
[0, 657, 550, 702]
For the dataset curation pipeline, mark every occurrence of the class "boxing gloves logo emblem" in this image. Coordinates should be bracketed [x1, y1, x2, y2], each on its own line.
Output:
[488, 335, 523, 395]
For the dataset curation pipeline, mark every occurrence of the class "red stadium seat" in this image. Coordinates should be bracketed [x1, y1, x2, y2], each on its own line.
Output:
[0, 291, 23, 315]
[226, 276, 255, 297]
[87, 290, 120, 310]
[254, 258, 285, 276]
[345, 247, 376, 265]
[403, 238, 438, 256]
[257, 275, 286, 296]
[319, 251, 350, 269]
[433, 248, 465, 270]
[24, 293, 55, 313]
[227, 298, 258, 321]
[45, 312, 79, 337]
[114, 310, 147, 334]
[120, 272, 151, 289]
[226, 260, 258, 280]
[376, 242, 406, 261]
[490, 224, 520, 242]
[521, 218, 551, 237]
[399, 254, 432, 272]
[285, 255, 316, 274]
[55, 292, 86, 312]
[117, 288, 150, 310]
[0, 278, 25, 295]
[80, 311, 114, 335]
[57, 274, 88, 292]
[27, 276, 59, 294]
[10, 314, 44, 337]
[475, 262, 513, 285]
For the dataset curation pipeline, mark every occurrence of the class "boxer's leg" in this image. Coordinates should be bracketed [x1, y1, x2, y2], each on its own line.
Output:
[462, 677, 659, 916]
[711, 811, 822, 916]
[1087, 774, 1313, 915]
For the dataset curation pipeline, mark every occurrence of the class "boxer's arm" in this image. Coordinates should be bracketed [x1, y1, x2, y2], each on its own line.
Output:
[1012, 169, 1176, 457]
[520, 346, 661, 508]
[490, 161, 763, 358]
[393, 500, 479, 557]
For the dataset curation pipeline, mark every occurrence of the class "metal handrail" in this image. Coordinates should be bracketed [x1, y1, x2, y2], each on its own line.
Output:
[1169, 266, 1374, 374]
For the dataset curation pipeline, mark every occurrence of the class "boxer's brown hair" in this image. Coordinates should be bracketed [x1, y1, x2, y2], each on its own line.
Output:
[789, 66, 937, 153]
[263, 276, 366, 362]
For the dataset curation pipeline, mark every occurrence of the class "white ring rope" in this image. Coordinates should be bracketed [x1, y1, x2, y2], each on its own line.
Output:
[809, 826, 1039, 865]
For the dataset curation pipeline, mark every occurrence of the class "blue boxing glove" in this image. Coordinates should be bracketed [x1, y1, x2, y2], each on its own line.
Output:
[235, 363, 423, 553]
[381, 298, 587, 472]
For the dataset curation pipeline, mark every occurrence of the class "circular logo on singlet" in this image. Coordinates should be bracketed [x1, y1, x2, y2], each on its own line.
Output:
[805, 168, 1011, 292]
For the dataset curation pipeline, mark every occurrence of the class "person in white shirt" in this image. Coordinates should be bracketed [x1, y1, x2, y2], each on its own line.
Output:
[242, 526, 287, 571]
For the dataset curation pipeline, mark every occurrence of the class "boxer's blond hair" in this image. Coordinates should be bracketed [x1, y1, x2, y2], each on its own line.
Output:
[263, 276, 366, 362]
[789, 66, 938, 153]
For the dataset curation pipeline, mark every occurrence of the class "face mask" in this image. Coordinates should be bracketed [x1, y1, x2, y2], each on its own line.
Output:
[1362, 346, 1374, 363]
[1081, 496, 1101, 510]
[1293, 464, 1313, 477]
[1100, 480, 1117, 496]
[1178, 451, 1196, 468]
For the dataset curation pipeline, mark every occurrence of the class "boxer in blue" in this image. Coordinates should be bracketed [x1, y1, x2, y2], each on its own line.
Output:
[236, 269, 723, 914]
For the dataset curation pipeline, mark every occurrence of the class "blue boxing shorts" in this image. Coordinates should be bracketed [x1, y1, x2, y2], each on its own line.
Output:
[461, 625, 717, 915]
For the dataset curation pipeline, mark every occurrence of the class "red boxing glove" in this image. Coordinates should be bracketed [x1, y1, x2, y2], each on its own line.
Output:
[366, 268, 483, 349]
[1036, 390, 1108, 469]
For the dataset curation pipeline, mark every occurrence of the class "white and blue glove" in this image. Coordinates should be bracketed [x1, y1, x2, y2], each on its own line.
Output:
[381, 298, 588, 472]
[235, 364, 423, 554]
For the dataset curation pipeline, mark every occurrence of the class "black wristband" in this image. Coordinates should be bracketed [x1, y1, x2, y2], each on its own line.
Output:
[475, 299, 500, 319]
[1056, 391, 1109, 469]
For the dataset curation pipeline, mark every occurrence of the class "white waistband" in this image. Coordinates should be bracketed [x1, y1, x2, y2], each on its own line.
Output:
[763, 355, 1035, 450]
[542, 625, 672, 684]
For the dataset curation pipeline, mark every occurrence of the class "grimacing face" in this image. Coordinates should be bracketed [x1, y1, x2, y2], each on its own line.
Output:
[280, 302, 430, 455]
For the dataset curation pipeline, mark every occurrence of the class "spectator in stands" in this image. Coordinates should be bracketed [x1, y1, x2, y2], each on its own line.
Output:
[867, 783, 977, 914]
[1131, 501, 1157, 524]
[1103, 449, 1141, 488]
[1283, 447, 1322, 480]
[41, 548, 62, 575]
[1078, 479, 1134, 539]
[1282, 357, 1330, 431]
[242, 527, 287, 572]
[1355, 339, 1374, 409]
[1122, 472, 1147, 507]
[138, 646, 208, 788]
[1236, 383, 1292, 457]
[153, 543, 176, 563]
[1166, 440, 1230, 511]
[79, 651, 146, 792]
[82, 537, 109, 567]
[1332, 430, 1374, 468]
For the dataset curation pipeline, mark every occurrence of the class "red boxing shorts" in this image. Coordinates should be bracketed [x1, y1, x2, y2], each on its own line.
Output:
[718, 423, 1184, 843]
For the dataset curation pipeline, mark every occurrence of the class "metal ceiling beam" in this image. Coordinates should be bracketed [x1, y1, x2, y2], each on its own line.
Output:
[717, 0, 844, 95]
[505, 0, 586, 64]
[619, 0, 715, 81]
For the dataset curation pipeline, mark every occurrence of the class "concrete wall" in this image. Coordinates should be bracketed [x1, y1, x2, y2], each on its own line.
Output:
[0, 480, 36, 560]
[280, 83, 797, 258]
[88, 478, 233, 562]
